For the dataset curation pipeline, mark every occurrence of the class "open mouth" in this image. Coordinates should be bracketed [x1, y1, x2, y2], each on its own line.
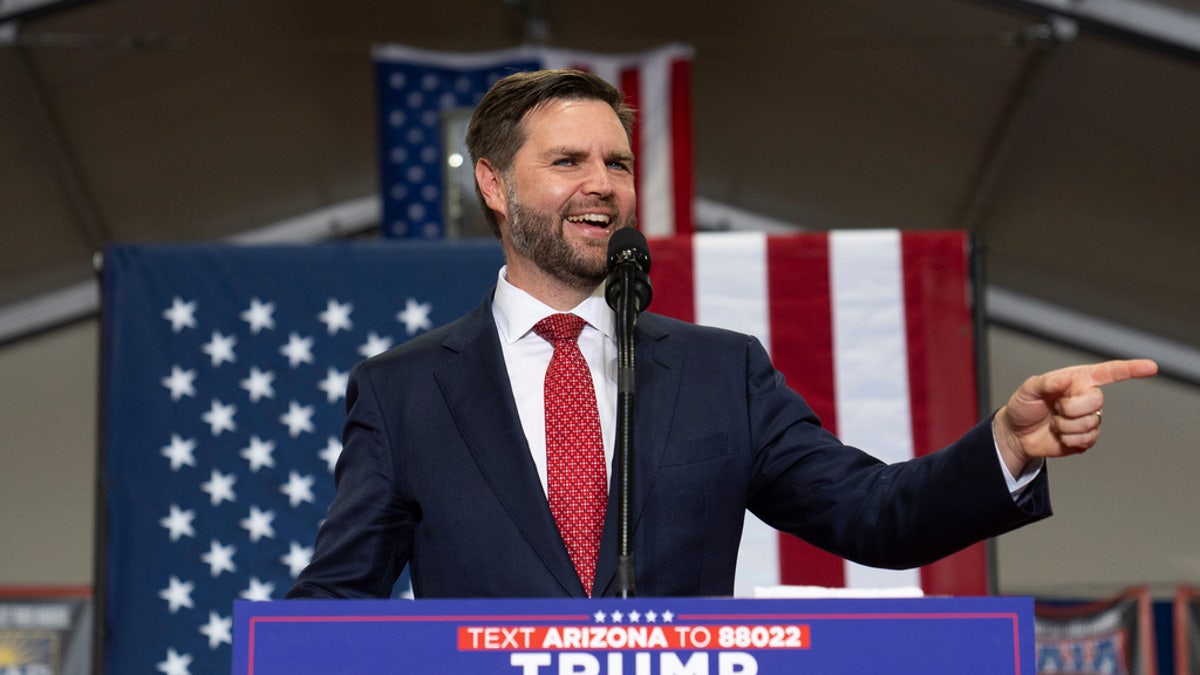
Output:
[566, 213, 612, 229]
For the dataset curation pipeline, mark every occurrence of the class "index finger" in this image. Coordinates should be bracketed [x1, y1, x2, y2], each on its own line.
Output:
[1085, 359, 1159, 387]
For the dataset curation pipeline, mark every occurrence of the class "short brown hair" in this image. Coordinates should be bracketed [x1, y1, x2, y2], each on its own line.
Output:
[465, 69, 635, 236]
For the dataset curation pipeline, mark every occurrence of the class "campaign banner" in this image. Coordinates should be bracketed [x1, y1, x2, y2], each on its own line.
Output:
[1035, 586, 1158, 675]
[0, 588, 93, 675]
[233, 596, 1034, 674]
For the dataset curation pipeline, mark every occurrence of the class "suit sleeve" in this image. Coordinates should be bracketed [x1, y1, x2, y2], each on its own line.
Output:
[741, 335, 1051, 569]
[286, 361, 415, 598]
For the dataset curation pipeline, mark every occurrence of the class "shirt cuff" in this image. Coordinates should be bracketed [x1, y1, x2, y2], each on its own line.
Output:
[993, 422, 1045, 500]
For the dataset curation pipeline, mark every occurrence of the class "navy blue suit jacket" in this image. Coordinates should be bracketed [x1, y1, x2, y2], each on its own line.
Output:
[288, 295, 1050, 599]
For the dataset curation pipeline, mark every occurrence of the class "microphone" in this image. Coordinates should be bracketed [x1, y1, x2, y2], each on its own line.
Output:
[605, 227, 652, 313]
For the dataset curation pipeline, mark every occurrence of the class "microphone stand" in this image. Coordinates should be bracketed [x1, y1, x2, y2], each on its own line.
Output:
[613, 262, 638, 599]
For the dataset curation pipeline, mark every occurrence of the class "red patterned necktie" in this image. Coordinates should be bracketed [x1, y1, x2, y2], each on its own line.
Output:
[533, 313, 607, 596]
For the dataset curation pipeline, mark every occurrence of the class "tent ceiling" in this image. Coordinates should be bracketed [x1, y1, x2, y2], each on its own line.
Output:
[2, 0, 1198, 351]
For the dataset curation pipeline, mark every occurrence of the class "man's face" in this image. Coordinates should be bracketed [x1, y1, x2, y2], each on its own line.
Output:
[495, 98, 637, 292]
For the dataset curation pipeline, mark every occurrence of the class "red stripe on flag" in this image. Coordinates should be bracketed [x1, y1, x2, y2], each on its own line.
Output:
[766, 233, 846, 588]
[902, 232, 989, 595]
[645, 236, 695, 324]
[669, 58, 694, 235]
[620, 68, 643, 232]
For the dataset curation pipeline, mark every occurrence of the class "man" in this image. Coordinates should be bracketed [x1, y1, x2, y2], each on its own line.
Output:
[287, 69, 1157, 600]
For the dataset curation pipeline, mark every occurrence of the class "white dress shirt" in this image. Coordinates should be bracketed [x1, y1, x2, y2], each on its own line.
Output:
[492, 268, 616, 496]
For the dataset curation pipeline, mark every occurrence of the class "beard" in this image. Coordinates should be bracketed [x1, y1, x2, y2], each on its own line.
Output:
[505, 184, 637, 291]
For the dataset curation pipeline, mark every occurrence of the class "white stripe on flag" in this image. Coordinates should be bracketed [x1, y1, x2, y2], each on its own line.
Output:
[829, 230, 920, 590]
[691, 232, 778, 596]
[636, 53, 674, 238]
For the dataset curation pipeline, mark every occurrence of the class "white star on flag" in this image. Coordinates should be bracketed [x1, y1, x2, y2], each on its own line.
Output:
[239, 435, 275, 472]
[280, 333, 315, 368]
[161, 434, 197, 471]
[318, 298, 354, 335]
[198, 611, 233, 650]
[280, 401, 315, 437]
[318, 436, 342, 473]
[200, 469, 237, 507]
[201, 540, 237, 577]
[359, 331, 393, 357]
[240, 297, 276, 334]
[280, 471, 316, 508]
[160, 504, 197, 542]
[240, 367, 276, 403]
[201, 399, 237, 436]
[240, 577, 275, 602]
[162, 365, 197, 401]
[239, 505, 276, 543]
[158, 576, 195, 614]
[162, 297, 197, 333]
[397, 297, 433, 335]
[317, 367, 349, 404]
[281, 541, 313, 578]
[201, 331, 237, 367]
[156, 647, 193, 675]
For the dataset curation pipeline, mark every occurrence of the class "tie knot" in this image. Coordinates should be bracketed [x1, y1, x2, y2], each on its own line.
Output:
[533, 313, 586, 345]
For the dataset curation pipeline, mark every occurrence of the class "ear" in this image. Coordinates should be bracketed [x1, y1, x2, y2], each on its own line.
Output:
[475, 159, 509, 222]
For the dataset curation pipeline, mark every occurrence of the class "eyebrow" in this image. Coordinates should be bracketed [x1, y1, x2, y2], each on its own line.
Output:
[543, 146, 635, 165]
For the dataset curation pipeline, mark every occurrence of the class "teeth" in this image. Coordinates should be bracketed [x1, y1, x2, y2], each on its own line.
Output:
[567, 213, 611, 225]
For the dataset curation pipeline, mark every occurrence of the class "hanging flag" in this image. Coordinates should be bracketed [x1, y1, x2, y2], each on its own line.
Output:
[374, 43, 694, 240]
[1035, 586, 1159, 675]
[101, 230, 981, 674]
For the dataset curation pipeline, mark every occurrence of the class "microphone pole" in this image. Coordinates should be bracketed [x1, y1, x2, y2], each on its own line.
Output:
[605, 228, 652, 599]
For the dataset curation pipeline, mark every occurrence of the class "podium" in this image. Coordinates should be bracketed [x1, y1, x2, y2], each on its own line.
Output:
[233, 596, 1034, 673]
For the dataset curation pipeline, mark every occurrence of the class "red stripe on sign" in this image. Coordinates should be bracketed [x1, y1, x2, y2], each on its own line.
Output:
[669, 58, 694, 235]
[902, 232, 988, 595]
[645, 235, 695, 324]
[620, 68, 643, 232]
[767, 233, 846, 588]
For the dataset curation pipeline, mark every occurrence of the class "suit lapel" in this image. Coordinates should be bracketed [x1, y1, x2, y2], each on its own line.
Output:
[432, 299, 584, 596]
[593, 315, 681, 596]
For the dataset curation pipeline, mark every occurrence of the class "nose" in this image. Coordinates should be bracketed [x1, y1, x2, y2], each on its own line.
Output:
[581, 159, 615, 197]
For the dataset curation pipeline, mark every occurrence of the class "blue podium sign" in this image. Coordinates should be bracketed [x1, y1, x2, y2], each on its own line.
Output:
[233, 596, 1033, 674]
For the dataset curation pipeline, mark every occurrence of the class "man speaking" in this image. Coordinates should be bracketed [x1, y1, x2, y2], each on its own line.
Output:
[287, 69, 1157, 600]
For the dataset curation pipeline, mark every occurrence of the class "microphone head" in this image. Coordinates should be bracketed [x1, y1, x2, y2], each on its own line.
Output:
[607, 227, 651, 275]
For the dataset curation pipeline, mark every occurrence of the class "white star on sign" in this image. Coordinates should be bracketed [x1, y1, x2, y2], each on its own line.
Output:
[240, 577, 275, 602]
[201, 539, 237, 577]
[318, 436, 342, 473]
[161, 365, 197, 401]
[280, 471, 315, 508]
[397, 297, 433, 335]
[359, 331, 393, 358]
[160, 504, 196, 542]
[156, 647, 193, 675]
[158, 576, 195, 614]
[280, 401, 315, 438]
[239, 435, 275, 472]
[201, 331, 237, 367]
[281, 541, 313, 578]
[317, 367, 349, 404]
[201, 399, 237, 436]
[240, 297, 276, 334]
[163, 297, 197, 333]
[610, 610, 624, 623]
[161, 434, 197, 471]
[240, 367, 276, 403]
[199, 611, 233, 650]
[240, 505, 276, 543]
[280, 333, 315, 368]
[318, 298, 354, 335]
[645, 610, 658, 623]
[593, 610, 607, 623]
[200, 468, 237, 507]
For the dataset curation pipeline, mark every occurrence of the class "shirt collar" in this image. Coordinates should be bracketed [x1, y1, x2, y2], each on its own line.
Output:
[493, 266, 614, 344]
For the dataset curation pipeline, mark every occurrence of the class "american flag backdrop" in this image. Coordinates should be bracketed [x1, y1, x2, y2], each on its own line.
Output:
[374, 43, 694, 240]
[100, 231, 984, 674]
